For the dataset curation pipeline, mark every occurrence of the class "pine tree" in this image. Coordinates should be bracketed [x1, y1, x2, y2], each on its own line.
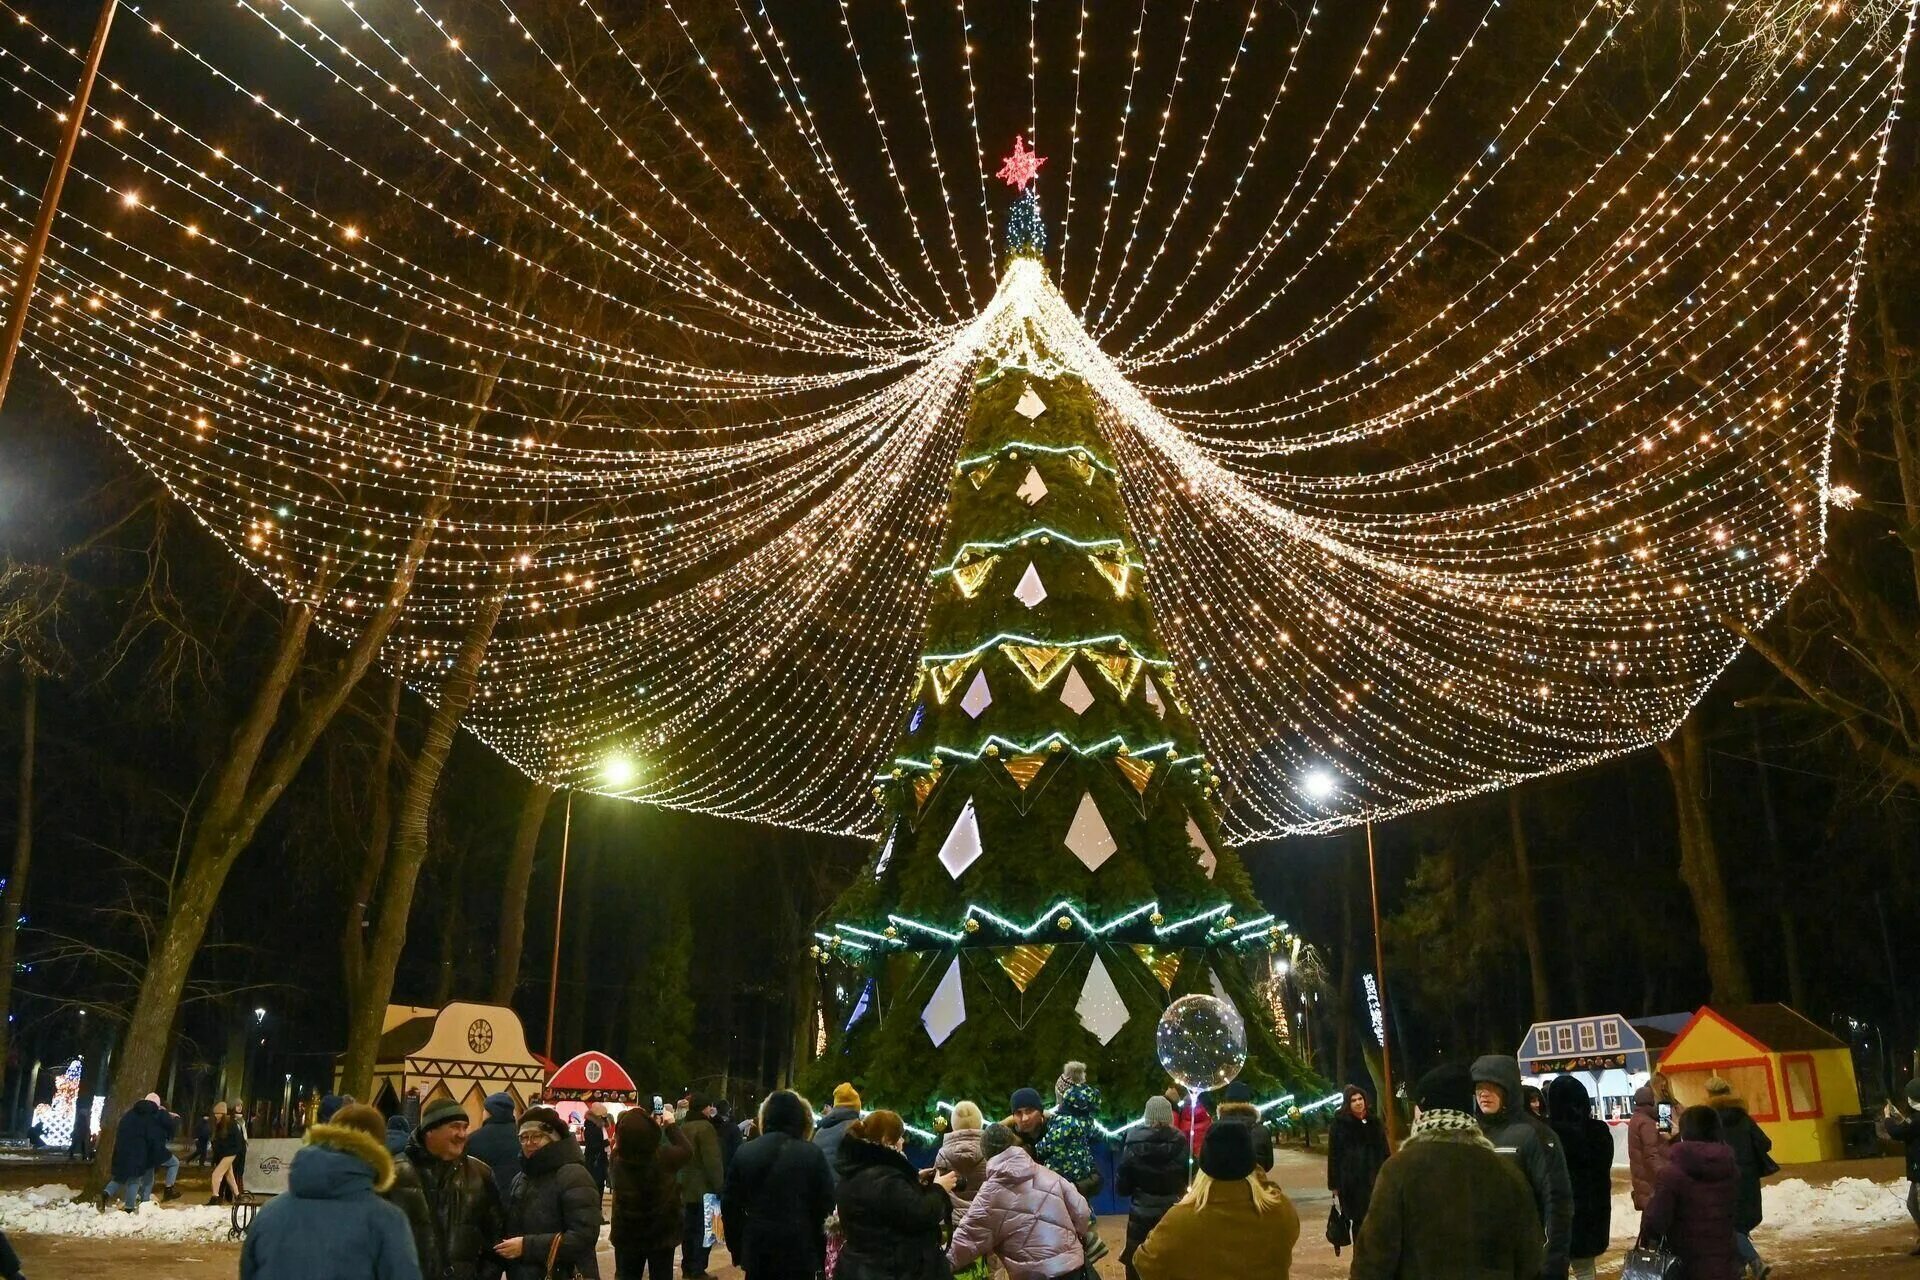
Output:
[806, 170, 1318, 1124]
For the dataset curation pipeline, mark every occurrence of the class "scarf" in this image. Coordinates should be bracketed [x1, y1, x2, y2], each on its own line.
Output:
[1406, 1108, 1495, 1149]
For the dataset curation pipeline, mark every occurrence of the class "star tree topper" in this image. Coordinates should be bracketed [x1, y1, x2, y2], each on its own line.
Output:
[997, 136, 1046, 192]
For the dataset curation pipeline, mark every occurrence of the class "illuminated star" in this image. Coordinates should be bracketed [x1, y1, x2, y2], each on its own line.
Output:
[997, 135, 1046, 192]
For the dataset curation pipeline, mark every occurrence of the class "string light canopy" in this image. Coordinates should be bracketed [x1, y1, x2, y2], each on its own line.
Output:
[0, 0, 1909, 840]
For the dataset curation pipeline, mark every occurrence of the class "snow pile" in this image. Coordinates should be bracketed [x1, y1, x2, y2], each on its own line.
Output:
[1610, 1178, 1910, 1240]
[0, 1185, 235, 1242]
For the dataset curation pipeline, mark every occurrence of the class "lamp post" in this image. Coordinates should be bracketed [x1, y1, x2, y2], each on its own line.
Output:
[544, 755, 636, 1060]
[1302, 768, 1398, 1152]
[0, 0, 120, 416]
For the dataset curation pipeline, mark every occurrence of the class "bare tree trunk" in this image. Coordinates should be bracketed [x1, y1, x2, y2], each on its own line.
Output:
[0, 672, 35, 1078]
[1750, 720, 1806, 1009]
[343, 672, 405, 1007]
[337, 588, 506, 1097]
[1508, 790, 1552, 1023]
[91, 506, 439, 1192]
[490, 782, 554, 1007]
[1656, 715, 1752, 1004]
[432, 833, 469, 1009]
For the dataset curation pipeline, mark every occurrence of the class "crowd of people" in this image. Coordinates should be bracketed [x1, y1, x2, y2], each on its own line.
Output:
[209, 1058, 1920, 1280]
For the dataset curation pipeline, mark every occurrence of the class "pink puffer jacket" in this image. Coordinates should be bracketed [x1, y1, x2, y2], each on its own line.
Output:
[948, 1146, 1090, 1279]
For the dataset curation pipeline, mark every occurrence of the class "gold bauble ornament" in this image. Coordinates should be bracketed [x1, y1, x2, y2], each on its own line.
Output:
[1048, 740, 1063, 753]
[1150, 912, 1165, 926]
[1224, 916, 1237, 928]
[964, 917, 981, 934]
[1056, 915, 1073, 931]
[883, 925, 898, 939]
[985, 744, 1000, 758]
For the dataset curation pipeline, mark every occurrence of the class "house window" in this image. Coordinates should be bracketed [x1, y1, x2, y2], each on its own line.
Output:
[1601, 1021, 1621, 1049]
[1784, 1055, 1822, 1119]
[1578, 1023, 1597, 1051]
[1556, 1025, 1575, 1052]
[1535, 1028, 1553, 1055]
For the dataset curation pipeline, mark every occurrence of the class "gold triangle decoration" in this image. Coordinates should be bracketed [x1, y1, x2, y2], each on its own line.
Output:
[911, 762, 944, 812]
[996, 944, 1055, 993]
[1131, 944, 1182, 993]
[1067, 454, 1095, 486]
[950, 553, 1000, 599]
[1088, 650, 1147, 700]
[1088, 550, 1132, 598]
[926, 655, 976, 703]
[998, 642, 1075, 690]
[1002, 754, 1048, 790]
[1115, 756, 1155, 795]
[965, 461, 998, 489]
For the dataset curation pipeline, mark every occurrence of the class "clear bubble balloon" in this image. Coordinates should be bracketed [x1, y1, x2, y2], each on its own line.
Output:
[1156, 994, 1247, 1093]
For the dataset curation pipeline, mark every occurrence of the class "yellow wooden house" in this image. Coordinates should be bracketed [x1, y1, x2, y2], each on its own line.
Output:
[1657, 1003, 1861, 1164]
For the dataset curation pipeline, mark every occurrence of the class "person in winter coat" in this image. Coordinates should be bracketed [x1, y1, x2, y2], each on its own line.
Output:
[1350, 1063, 1543, 1280]
[239, 1112, 423, 1280]
[816, 1083, 864, 1182]
[1007, 1088, 1050, 1153]
[193, 1112, 212, 1166]
[934, 1101, 988, 1205]
[0, 1229, 21, 1280]
[1034, 1081, 1102, 1196]
[386, 1113, 414, 1157]
[1704, 1076, 1773, 1277]
[722, 1090, 836, 1280]
[102, 1096, 173, 1212]
[675, 1094, 727, 1277]
[1168, 1090, 1210, 1161]
[611, 1106, 691, 1280]
[1472, 1056, 1572, 1280]
[1327, 1085, 1390, 1232]
[834, 1110, 957, 1280]
[1116, 1096, 1192, 1280]
[711, 1100, 744, 1172]
[1881, 1080, 1920, 1255]
[1132, 1123, 1298, 1280]
[1544, 1076, 1612, 1280]
[582, 1104, 611, 1198]
[211, 1100, 249, 1204]
[377, 1099, 507, 1280]
[1627, 1085, 1670, 1212]
[1215, 1082, 1275, 1172]
[468, 1094, 524, 1205]
[1641, 1106, 1741, 1280]
[949, 1123, 1090, 1279]
[499, 1106, 601, 1280]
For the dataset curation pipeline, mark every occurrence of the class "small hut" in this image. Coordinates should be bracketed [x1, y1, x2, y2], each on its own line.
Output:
[1657, 1003, 1861, 1164]
[345, 1002, 547, 1125]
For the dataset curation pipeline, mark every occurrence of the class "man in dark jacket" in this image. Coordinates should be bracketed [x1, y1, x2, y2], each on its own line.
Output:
[814, 1082, 863, 1181]
[1351, 1063, 1544, 1280]
[675, 1094, 726, 1278]
[1472, 1055, 1573, 1280]
[1704, 1076, 1773, 1276]
[386, 1097, 507, 1280]
[1545, 1075, 1612, 1280]
[466, 1093, 523, 1205]
[1880, 1080, 1920, 1255]
[1116, 1096, 1187, 1280]
[723, 1091, 835, 1280]
[101, 1096, 172, 1212]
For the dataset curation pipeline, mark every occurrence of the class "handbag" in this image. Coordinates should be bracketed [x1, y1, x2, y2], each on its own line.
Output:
[1622, 1237, 1679, 1280]
[539, 1234, 565, 1280]
[1325, 1203, 1352, 1254]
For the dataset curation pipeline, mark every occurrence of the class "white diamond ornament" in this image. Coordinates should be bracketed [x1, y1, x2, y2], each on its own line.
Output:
[1065, 792, 1118, 871]
[1016, 466, 1048, 505]
[937, 800, 984, 879]
[922, 956, 967, 1047]
[1013, 562, 1048, 609]
[1076, 954, 1130, 1045]
[1144, 676, 1166, 718]
[960, 669, 993, 719]
[1058, 666, 1095, 715]
[873, 831, 895, 879]
[1014, 384, 1048, 419]
[1185, 816, 1218, 880]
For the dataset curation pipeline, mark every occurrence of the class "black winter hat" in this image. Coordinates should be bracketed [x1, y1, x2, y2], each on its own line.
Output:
[1223, 1081, 1253, 1102]
[1199, 1121, 1256, 1180]
[1413, 1064, 1476, 1115]
[1009, 1087, 1045, 1112]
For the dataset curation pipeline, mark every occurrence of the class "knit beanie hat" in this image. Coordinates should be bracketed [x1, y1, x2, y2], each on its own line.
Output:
[1199, 1122, 1256, 1180]
[316, 1094, 348, 1124]
[1009, 1087, 1045, 1112]
[519, 1105, 569, 1142]
[1143, 1095, 1174, 1127]
[1905, 1079, 1920, 1108]
[981, 1123, 1021, 1159]
[833, 1082, 862, 1108]
[419, 1097, 469, 1133]
[1705, 1077, 1732, 1097]
[1413, 1064, 1476, 1115]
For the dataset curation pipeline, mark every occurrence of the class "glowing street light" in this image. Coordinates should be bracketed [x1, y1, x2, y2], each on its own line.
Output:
[1300, 769, 1338, 803]
[602, 754, 638, 788]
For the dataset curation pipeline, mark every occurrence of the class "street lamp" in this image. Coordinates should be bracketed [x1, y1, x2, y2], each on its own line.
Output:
[545, 754, 642, 1059]
[1301, 767, 1399, 1151]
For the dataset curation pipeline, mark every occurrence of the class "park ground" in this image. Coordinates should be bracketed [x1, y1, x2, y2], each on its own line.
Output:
[0, 1149, 1912, 1279]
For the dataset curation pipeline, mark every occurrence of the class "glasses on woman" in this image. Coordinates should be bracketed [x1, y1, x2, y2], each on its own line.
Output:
[518, 1129, 553, 1148]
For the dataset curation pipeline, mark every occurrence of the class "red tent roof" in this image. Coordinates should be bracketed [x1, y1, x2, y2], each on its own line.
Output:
[546, 1050, 637, 1098]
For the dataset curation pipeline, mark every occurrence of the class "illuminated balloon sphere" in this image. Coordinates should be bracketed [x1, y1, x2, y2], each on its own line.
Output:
[1156, 994, 1247, 1093]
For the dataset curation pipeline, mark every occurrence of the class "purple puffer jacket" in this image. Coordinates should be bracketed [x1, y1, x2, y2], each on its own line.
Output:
[1641, 1140, 1740, 1280]
[948, 1146, 1091, 1279]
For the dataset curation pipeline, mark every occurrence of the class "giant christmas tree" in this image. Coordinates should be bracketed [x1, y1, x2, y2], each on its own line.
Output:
[808, 142, 1318, 1123]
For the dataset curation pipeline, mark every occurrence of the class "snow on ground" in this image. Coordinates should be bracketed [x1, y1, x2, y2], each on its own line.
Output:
[0, 1185, 234, 1243]
[1610, 1178, 1912, 1240]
